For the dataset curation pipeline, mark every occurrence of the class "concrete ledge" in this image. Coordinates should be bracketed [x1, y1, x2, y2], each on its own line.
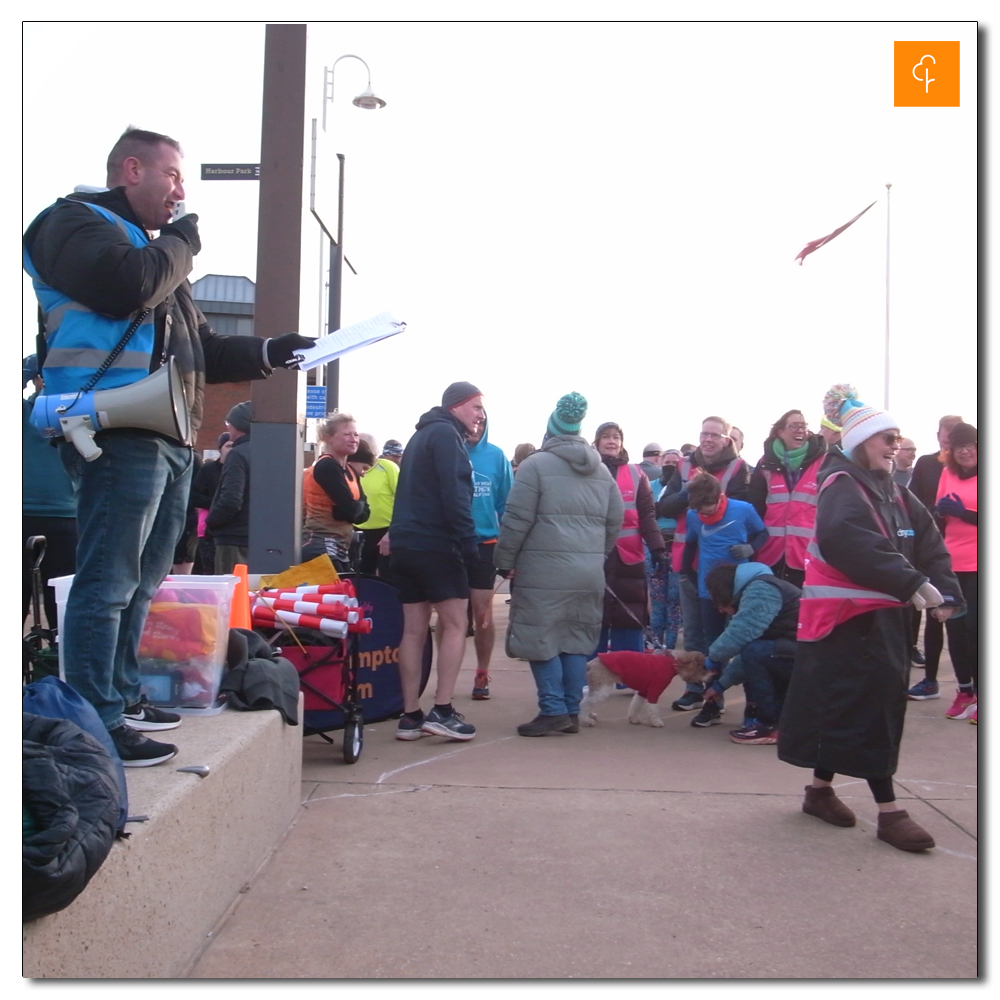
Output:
[23, 700, 303, 979]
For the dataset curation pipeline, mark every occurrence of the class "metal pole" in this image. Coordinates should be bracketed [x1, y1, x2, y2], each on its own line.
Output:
[323, 153, 346, 411]
[248, 22, 307, 573]
[884, 182, 892, 410]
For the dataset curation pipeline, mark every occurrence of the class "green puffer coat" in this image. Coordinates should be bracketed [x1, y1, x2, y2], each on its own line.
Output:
[495, 435, 624, 662]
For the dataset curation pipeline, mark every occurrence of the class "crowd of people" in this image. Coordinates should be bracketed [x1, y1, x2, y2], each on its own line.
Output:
[23, 126, 977, 860]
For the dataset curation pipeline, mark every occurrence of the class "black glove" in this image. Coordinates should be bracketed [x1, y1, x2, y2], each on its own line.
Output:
[160, 214, 201, 255]
[496, 568, 513, 580]
[265, 333, 314, 369]
[651, 549, 667, 572]
[728, 543, 754, 561]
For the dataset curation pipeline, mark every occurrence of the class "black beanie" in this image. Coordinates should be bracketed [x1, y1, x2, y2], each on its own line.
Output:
[226, 401, 252, 433]
[442, 381, 482, 408]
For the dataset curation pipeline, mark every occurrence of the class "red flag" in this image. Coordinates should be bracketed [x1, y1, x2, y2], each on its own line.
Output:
[795, 201, 876, 265]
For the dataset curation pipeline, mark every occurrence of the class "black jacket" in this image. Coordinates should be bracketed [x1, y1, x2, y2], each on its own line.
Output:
[23, 713, 120, 922]
[190, 458, 224, 511]
[23, 187, 271, 436]
[777, 450, 963, 779]
[747, 433, 827, 518]
[206, 433, 251, 545]
[656, 442, 751, 520]
[389, 406, 478, 555]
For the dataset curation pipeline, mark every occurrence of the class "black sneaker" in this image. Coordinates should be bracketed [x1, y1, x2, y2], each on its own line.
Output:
[110, 724, 179, 767]
[691, 700, 723, 727]
[671, 690, 704, 712]
[123, 696, 182, 731]
[421, 706, 476, 741]
[396, 714, 428, 741]
[909, 646, 926, 666]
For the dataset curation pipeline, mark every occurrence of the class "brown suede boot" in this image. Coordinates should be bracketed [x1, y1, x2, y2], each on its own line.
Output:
[877, 810, 935, 852]
[802, 785, 857, 827]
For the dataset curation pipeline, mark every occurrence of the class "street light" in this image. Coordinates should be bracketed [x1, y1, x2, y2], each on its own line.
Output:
[313, 54, 386, 411]
[322, 54, 386, 129]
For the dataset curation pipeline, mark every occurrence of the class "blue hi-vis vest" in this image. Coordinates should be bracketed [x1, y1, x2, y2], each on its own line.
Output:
[23, 200, 155, 395]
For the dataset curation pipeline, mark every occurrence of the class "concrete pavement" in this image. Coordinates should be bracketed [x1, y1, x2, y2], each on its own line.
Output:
[189, 596, 978, 979]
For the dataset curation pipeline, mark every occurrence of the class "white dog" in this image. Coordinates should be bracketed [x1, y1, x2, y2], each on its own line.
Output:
[581, 649, 710, 728]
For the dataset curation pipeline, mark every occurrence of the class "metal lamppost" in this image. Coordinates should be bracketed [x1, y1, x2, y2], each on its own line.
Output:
[311, 54, 386, 411]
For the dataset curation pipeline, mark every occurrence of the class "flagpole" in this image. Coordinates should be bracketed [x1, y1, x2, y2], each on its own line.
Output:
[884, 182, 892, 409]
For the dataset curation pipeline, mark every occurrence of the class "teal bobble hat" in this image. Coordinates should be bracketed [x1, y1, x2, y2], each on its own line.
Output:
[546, 392, 588, 438]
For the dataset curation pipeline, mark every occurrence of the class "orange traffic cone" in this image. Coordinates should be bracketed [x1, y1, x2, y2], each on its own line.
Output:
[229, 564, 252, 630]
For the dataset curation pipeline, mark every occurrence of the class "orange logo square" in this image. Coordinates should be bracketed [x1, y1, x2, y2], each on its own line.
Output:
[894, 41, 960, 107]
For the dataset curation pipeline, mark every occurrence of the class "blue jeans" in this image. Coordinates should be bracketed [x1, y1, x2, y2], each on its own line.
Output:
[60, 433, 193, 730]
[593, 625, 645, 657]
[678, 575, 706, 689]
[529, 653, 589, 716]
[738, 639, 794, 726]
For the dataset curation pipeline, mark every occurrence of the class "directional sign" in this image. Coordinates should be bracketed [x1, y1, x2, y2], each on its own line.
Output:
[201, 163, 260, 180]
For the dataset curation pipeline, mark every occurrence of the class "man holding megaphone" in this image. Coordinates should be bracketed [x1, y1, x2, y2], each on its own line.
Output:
[23, 127, 311, 767]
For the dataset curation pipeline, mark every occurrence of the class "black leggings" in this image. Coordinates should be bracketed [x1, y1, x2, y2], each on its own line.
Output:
[945, 571, 978, 689]
[814, 768, 895, 804]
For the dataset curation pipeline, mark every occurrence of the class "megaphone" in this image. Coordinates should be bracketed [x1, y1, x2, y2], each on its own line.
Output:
[30, 357, 191, 462]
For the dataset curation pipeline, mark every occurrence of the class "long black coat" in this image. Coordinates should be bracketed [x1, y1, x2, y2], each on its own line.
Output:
[777, 450, 963, 779]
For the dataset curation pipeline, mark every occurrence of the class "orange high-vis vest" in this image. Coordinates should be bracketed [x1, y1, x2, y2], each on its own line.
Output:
[936, 467, 977, 571]
[615, 463, 646, 565]
[670, 456, 746, 572]
[302, 455, 360, 542]
[756, 455, 823, 571]
[797, 471, 908, 642]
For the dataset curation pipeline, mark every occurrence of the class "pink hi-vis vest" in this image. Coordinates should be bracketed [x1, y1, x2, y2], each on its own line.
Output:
[757, 456, 822, 571]
[798, 471, 908, 642]
[936, 467, 977, 571]
[615, 463, 646, 565]
[670, 456, 746, 572]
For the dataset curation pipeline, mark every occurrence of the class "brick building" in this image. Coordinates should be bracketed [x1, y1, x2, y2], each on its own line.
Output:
[191, 274, 256, 455]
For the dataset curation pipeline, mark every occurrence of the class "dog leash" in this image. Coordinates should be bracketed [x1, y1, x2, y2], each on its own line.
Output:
[603, 584, 665, 651]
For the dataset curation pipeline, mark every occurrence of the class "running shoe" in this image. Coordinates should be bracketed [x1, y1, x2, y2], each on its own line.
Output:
[945, 690, 977, 720]
[906, 678, 940, 701]
[421, 706, 476, 740]
[729, 722, 778, 745]
[123, 696, 182, 731]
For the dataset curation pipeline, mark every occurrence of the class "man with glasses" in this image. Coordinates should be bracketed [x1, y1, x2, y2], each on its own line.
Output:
[656, 415, 750, 711]
[892, 438, 918, 488]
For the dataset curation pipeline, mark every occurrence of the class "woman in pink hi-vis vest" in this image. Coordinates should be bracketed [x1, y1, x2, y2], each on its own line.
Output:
[591, 422, 666, 657]
[777, 397, 964, 853]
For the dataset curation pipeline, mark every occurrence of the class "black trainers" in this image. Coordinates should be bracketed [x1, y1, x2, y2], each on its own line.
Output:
[517, 713, 572, 737]
[110, 724, 178, 767]
[123, 696, 182, 731]
[421, 706, 476, 741]
[671, 690, 704, 712]
[691, 700, 723, 727]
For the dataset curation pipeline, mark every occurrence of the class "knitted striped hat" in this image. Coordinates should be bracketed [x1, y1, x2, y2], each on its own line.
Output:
[546, 392, 588, 437]
[821, 383, 859, 432]
[840, 399, 899, 456]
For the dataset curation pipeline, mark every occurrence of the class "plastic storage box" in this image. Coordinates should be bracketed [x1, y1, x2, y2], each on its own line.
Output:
[50, 574, 238, 715]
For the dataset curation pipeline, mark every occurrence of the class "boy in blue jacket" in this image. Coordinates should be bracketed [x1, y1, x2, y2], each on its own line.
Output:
[680, 473, 767, 717]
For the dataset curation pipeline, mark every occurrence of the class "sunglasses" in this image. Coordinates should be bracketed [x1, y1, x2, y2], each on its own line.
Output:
[879, 433, 903, 446]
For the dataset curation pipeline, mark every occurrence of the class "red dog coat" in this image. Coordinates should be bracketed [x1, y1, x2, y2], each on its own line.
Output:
[596, 651, 679, 705]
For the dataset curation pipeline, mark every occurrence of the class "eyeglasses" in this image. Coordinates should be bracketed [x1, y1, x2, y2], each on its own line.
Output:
[700, 431, 724, 440]
[954, 443, 977, 453]
[898, 446, 917, 452]
[785, 422, 808, 432]
[879, 433, 903, 446]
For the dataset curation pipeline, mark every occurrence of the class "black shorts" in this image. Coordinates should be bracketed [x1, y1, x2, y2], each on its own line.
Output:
[390, 547, 469, 604]
[467, 541, 498, 591]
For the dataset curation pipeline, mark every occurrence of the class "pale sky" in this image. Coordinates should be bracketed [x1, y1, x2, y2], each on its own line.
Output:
[21, 14, 980, 461]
